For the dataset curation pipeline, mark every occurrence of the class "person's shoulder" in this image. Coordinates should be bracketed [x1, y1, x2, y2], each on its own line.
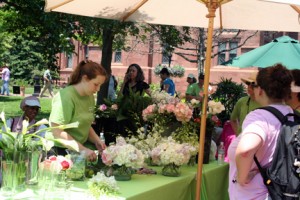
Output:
[236, 96, 249, 103]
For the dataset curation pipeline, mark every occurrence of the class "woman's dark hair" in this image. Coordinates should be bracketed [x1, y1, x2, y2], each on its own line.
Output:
[69, 60, 107, 85]
[160, 68, 170, 76]
[256, 63, 292, 100]
[126, 63, 145, 82]
[291, 69, 300, 101]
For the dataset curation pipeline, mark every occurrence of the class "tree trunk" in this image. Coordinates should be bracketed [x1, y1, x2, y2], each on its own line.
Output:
[97, 28, 114, 105]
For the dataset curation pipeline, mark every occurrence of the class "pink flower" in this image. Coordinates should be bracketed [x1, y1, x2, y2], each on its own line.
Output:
[101, 152, 113, 166]
[111, 104, 118, 110]
[142, 104, 156, 121]
[99, 104, 107, 111]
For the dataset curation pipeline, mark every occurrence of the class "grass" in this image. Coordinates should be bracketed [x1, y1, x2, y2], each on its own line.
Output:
[0, 86, 59, 123]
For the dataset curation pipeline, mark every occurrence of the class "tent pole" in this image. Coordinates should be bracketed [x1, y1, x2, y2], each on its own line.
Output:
[195, 1, 218, 200]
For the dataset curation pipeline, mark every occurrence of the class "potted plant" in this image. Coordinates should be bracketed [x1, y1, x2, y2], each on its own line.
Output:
[14, 79, 28, 97]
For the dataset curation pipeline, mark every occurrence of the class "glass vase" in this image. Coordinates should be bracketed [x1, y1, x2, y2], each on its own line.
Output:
[161, 163, 181, 177]
[187, 155, 197, 166]
[12, 151, 27, 193]
[26, 150, 43, 185]
[0, 149, 15, 196]
[65, 151, 86, 181]
[113, 165, 132, 181]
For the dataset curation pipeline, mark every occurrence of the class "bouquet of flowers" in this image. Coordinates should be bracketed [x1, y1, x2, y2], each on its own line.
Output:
[101, 137, 144, 169]
[126, 125, 163, 161]
[95, 104, 118, 119]
[150, 137, 194, 166]
[39, 155, 73, 174]
[143, 92, 193, 124]
[87, 172, 120, 199]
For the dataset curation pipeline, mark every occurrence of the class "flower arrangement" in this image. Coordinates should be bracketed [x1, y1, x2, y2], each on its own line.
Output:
[95, 104, 118, 119]
[87, 172, 120, 199]
[101, 137, 144, 169]
[171, 65, 185, 78]
[150, 137, 194, 166]
[142, 92, 193, 124]
[39, 155, 73, 174]
[126, 125, 163, 161]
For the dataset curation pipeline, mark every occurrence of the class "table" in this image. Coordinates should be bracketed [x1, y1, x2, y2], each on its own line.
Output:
[0, 161, 229, 200]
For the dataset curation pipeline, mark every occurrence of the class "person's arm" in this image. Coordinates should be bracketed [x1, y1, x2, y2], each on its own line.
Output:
[235, 133, 262, 186]
[51, 122, 97, 161]
[230, 119, 239, 135]
[87, 127, 106, 153]
[186, 94, 202, 102]
[163, 83, 170, 93]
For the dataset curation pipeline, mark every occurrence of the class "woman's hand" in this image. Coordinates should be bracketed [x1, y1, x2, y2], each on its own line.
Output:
[123, 73, 130, 82]
[85, 148, 98, 162]
[96, 140, 106, 154]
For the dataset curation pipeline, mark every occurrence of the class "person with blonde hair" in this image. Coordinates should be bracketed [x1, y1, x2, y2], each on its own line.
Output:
[228, 64, 293, 200]
[49, 60, 107, 162]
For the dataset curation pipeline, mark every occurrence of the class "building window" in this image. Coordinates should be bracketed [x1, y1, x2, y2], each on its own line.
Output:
[218, 43, 226, 65]
[114, 50, 122, 63]
[67, 53, 73, 68]
[84, 45, 89, 60]
[218, 41, 238, 64]
[162, 52, 169, 64]
[229, 42, 238, 60]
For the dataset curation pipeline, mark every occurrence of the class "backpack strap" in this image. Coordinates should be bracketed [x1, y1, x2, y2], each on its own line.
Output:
[256, 106, 285, 124]
[253, 106, 285, 183]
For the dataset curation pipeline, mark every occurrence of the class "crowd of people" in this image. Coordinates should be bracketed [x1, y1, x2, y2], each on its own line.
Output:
[2, 59, 300, 199]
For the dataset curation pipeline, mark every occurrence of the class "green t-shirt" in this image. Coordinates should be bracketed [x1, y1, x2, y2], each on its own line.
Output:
[50, 86, 95, 145]
[186, 83, 203, 97]
[230, 96, 261, 134]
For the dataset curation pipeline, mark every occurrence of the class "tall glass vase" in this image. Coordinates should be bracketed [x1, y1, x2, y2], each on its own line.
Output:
[26, 150, 43, 185]
[12, 150, 27, 193]
[0, 149, 15, 196]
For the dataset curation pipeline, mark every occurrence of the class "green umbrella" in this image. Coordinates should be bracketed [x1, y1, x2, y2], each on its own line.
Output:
[223, 36, 300, 69]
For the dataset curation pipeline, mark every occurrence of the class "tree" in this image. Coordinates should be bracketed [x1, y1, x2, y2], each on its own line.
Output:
[148, 27, 258, 74]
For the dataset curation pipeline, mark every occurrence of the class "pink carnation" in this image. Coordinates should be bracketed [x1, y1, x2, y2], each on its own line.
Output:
[99, 104, 107, 111]
[142, 104, 156, 121]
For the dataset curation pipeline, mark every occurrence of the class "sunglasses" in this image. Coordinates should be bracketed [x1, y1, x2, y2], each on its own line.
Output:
[245, 81, 259, 88]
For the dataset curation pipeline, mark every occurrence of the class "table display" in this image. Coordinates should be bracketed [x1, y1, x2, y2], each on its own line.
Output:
[0, 161, 229, 200]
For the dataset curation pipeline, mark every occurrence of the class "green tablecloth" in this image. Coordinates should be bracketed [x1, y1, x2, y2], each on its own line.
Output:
[0, 161, 229, 200]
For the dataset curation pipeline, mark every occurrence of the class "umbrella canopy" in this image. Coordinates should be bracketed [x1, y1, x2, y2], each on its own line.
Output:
[45, 0, 300, 32]
[223, 36, 300, 69]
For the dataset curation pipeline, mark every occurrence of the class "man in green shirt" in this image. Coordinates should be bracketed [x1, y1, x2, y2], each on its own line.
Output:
[230, 72, 261, 135]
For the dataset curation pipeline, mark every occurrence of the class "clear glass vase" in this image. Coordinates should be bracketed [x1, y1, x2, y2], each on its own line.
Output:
[0, 149, 15, 197]
[26, 150, 43, 185]
[161, 163, 181, 177]
[65, 151, 86, 181]
[113, 165, 132, 181]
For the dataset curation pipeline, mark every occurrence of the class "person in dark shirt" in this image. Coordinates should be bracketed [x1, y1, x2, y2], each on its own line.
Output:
[120, 63, 151, 96]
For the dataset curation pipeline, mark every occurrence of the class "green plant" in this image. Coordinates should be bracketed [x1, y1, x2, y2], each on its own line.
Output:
[211, 77, 247, 124]
[13, 79, 29, 87]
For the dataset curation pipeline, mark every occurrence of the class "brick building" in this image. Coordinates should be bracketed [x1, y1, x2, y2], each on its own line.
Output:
[57, 31, 299, 94]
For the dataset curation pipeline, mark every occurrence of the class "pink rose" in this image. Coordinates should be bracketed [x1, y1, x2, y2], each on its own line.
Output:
[99, 104, 107, 111]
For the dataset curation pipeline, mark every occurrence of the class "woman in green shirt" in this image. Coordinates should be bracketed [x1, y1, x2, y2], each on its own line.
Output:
[49, 60, 107, 162]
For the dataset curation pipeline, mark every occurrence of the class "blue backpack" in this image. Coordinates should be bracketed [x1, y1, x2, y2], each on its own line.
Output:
[254, 106, 300, 200]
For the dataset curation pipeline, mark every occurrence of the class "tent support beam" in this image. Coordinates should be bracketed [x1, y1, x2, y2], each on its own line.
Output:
[195, 1, 218, 200]
[291, 5, 300, 14]
[47, 0, 74, 11]
[122, 0, 148, 21]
